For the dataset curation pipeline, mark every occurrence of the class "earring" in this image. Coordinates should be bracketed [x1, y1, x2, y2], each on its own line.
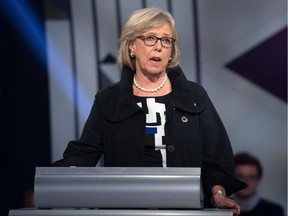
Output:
[130, 52, 135, 58]
[168, 57, 172, 62]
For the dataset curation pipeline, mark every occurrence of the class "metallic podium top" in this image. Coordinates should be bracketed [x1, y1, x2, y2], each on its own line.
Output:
[10, 209, 234, 216]
[34, 167, 203, 209]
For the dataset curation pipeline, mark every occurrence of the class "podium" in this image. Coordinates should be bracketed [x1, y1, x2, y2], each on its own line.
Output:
[9, 167, 233, 216]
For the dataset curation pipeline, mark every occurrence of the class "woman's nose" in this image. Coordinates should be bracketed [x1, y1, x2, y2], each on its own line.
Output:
[154, 39, 162, 50]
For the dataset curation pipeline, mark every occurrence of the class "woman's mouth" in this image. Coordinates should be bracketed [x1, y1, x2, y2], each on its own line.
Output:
[150, 57, 161, 62]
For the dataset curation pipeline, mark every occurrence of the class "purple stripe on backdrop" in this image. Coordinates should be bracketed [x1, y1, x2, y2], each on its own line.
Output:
[226, 27, 287, 102]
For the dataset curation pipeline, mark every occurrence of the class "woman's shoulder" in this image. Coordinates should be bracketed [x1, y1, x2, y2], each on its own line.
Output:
[169, 66, 207, 96]
[96, 67, 134, 98]
[187, 80, 205, 90]
[186, 80, 208, 99]
[96, 81, 121, 98]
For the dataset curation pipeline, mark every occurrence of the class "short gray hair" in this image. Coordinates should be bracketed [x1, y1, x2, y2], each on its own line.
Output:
[117, 7, 180, 70]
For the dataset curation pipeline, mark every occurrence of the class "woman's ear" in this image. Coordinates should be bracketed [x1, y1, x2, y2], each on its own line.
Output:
[129, 41, 135, 53]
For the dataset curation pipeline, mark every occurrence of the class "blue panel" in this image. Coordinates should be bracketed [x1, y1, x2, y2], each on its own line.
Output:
[145, 127, 158, 134]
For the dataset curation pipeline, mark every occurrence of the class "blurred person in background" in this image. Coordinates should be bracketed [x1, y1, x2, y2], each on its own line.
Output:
[232, 152, 285, 216]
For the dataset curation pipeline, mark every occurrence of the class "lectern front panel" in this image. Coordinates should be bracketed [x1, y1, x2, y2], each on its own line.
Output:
[34, 167, 203, 209]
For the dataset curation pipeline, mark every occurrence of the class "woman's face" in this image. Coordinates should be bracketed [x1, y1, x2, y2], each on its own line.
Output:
[129, 23, 173, 76]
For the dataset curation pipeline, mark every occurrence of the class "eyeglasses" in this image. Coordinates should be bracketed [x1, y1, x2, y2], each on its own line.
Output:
[137, 35, 175, 48]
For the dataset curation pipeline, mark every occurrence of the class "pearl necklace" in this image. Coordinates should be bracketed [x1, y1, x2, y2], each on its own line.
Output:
[133, 73, 168, 93]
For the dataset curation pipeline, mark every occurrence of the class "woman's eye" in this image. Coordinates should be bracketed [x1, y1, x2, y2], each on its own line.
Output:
[162, 38, 170, 43]
[146, 36, 155, 41]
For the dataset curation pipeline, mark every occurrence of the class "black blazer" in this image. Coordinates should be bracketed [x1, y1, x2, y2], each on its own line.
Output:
[53, 66, 246, 206]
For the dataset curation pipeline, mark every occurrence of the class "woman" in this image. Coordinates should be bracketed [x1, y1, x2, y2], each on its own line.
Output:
[53, 7, 246, 215]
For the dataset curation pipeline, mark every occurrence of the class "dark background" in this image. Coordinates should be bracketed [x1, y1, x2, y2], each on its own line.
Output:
[0, 1, 51, 215]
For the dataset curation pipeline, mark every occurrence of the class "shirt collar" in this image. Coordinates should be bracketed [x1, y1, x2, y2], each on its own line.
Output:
[102, 66, 205, 122]
[232, 192, 260, 212]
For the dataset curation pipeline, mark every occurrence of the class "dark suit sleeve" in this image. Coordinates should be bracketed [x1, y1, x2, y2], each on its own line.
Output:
[52, 94, 104, 167]
[199, 87, 246, 205]
[256, 199, 285, 216]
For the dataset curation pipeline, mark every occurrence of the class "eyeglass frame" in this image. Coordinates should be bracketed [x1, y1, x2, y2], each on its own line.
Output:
[136, 35, 175, 48]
